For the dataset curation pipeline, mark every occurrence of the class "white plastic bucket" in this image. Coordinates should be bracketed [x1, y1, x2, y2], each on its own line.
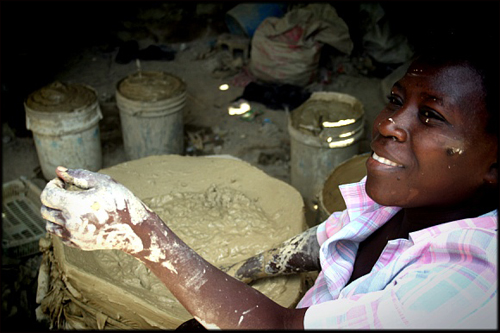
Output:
[288, 92, 364, 224]
[25, 82, 103, 180]
[116, 71, 186, 160]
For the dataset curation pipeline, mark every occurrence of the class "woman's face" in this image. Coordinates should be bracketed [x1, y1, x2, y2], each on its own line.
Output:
[365, 60, 497, 209]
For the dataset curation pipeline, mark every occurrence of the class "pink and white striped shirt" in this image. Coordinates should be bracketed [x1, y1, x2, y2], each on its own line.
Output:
[297, 177, 497, 329]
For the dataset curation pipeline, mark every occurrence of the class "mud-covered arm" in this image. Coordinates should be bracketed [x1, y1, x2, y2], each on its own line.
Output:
[221, 226, 321, 283]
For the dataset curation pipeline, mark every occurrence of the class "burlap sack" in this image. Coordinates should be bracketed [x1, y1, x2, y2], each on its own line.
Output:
[250, 3, 353, 87]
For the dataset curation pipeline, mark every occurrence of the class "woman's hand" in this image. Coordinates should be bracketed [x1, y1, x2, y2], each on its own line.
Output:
[40, 166, 155, 253]
[221, 226, 321, 283]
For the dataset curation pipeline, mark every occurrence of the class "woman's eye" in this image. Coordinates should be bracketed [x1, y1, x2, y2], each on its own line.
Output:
[419, 109, 446, 123]
[386, 95, 402, 106]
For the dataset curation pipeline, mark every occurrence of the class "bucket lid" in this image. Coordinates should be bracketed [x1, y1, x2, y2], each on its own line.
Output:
[288, 92, 364, 148]
[24, 81, 97, 113]
[117, 71, 186, 102]
[291, 92, 364, 134]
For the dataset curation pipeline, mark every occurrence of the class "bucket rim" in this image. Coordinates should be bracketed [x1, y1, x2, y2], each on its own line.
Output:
[287, 118, 365, 149]
[116, 91, 186, 117]
[115, 89, 187, 104]
[24, 99, 100, 116]
[24, 83, 99, 114]
[25, 103, 103, 135]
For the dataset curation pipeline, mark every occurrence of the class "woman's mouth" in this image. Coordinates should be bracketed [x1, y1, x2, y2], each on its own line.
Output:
[372, 152, 404, 167]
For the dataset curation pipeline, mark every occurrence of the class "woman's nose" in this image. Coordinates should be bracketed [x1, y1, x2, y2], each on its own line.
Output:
[377, 114, 408, 142]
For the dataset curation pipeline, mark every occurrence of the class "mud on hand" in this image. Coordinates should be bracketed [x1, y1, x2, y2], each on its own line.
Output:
[40, 166, 154, 253]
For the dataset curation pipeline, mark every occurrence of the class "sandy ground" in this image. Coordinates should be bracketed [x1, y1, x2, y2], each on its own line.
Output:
[0, 2, 395, 331]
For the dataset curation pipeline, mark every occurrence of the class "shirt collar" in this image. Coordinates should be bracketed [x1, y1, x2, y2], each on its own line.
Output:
[339, 176, 497, 244]
[338, 176, 401, 222]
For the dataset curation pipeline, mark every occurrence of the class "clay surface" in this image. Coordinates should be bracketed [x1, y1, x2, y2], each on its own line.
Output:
[290, 92, 364, 138]
[291, 99, 354, 134]
[51, 155, 307, 329]
[117, 71, 186, 102]
[24, 81, 97, 113]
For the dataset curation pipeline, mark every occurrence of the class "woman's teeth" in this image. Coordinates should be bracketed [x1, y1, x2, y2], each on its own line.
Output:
[372, 152, 403, 167]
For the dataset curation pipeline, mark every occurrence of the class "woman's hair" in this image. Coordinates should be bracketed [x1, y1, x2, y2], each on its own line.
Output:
[412, 30, 499, 136]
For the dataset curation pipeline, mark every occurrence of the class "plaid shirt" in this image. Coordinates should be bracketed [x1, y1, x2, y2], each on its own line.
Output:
[297, 177, 497, 329]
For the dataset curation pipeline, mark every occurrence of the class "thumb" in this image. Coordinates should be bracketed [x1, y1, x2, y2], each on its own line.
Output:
[55, 166, 101, 190]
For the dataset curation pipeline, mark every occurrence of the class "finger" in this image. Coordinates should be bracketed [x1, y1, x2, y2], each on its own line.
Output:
[40, 205, 66, 226]
[45, 220, 66, 237]
[56, 167, 103, 190]
[56, 166, 91, 190]
[45, 177, 65, 190]
[45, 222, 81, 249]
[40, 178, 67, 207]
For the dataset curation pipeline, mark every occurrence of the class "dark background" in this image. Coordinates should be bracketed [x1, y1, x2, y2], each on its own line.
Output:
[1, 1, 498, 137]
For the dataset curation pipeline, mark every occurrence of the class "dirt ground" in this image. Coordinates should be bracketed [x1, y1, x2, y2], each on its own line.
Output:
[2, 1, 491, 331]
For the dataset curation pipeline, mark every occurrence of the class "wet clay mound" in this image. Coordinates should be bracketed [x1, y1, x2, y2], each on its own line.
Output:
[38, 155, 307, 329]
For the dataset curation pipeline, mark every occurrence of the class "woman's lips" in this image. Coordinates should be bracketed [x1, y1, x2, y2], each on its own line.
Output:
[372, 152, 404, 168]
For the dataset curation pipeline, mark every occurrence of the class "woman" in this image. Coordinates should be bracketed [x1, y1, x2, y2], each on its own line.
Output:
[40, 39, 498, 329]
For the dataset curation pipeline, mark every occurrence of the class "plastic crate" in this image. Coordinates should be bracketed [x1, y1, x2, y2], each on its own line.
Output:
[2, 177, 47, 258]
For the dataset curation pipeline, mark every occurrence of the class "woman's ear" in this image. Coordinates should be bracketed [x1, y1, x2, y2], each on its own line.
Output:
[484, 162, 498, 185]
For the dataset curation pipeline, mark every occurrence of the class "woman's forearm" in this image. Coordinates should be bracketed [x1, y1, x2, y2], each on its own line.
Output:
[222, 226, 321, 283]
[133, 214, 307, 330]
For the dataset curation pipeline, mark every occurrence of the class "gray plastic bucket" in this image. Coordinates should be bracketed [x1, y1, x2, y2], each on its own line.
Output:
[25, 82, 103, 180]
[116, 71, 186, 160]
[288, 92, 364, 223]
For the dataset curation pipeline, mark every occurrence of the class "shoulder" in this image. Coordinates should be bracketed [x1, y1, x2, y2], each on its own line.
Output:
[411, 213, 497, 262]
[394, 214, 497, 294]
